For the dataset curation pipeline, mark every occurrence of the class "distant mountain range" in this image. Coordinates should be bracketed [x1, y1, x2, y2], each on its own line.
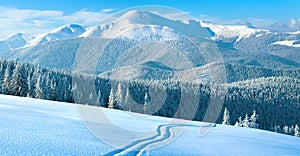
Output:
[0, 10, 299, 82]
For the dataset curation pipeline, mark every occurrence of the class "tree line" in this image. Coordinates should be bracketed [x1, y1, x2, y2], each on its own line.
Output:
[0, 59, 299, 137]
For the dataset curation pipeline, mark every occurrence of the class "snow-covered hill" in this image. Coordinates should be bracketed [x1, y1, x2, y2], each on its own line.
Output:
[0, 94, 299, 155]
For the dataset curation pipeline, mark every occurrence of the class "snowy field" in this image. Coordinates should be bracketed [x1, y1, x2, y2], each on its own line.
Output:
[0, 94, 300, 155]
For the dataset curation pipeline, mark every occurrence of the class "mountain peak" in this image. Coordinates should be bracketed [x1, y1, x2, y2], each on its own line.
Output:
[1, 33, 31, 42]
[116, 10, 164, 25]
[24, 23, 86, 48]
[49, 23, 85, 34]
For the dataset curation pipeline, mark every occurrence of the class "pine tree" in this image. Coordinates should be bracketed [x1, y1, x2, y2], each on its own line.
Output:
[96, 90, 101, 106]
[237, 116, 243, 127]
[2, 64, 11, 94]
[51, 81, 57, 101]
[243, 114, 250, 128]
[250, 111, 259, 128]
[115, 83, 123, 106]
[108, 88, 115, 109]
[124, 87, 130, 111]
[222, 108, 230, 125]
[143, 92, 150, 114]
[294, 125, 300, 137]
[10, 64, 27, 97]
[35, 75, 43, 99]
[283, 125, 289, 134]
[274, 125, 281, 133]
[234, 121, 239, 127]
[27, 73, 32, 97]
[289, 125, 295, 135]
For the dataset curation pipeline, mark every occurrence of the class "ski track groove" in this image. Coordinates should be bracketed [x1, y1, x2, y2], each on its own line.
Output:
[103, 123, 215, 156]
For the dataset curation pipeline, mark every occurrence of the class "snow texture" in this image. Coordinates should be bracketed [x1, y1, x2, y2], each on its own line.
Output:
[1, 94, 300, 155]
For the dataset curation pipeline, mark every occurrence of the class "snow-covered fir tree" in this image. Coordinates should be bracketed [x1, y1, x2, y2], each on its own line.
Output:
[243, 114, 250, 128]
[143, 92, 150, 114]
[108, 88, 115, 109]
[10, 64, 27, 97]
[35, 75, 43, 99]
[294, 125, 300, 137]
[250, 111, 259, 128]
[222, 107, 230, 125]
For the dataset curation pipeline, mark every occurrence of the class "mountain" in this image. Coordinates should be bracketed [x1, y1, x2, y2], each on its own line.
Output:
[0, 33, 31, 51]
[24, 24, 86, 48]
[0, 10, 299, 82]
[200, 21, 269, 42]
[80, 10, 212, 40]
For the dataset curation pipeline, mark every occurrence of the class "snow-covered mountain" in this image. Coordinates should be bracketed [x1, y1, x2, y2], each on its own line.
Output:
[80, 10, 212, 40]
[0, 10, 299, 78]
[24, 24, 86, 48]
[0, 33, 32, 50]
[200, 21, 270, 42]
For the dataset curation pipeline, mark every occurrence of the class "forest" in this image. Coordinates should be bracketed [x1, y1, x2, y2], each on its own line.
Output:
[0, 59, 299, 137]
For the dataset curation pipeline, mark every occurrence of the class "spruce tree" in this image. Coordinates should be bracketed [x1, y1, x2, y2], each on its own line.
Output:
[2, 64, 11, 94]
[222, 108, 230, 125]
[250, 111, 259, 128]
[143, 92, 150, 114]
[243, 114, 250, 128]
[294, 125, 300, 137]
[35, 75, 43, 99]
[108, 88, 115, 109]
[10, 64, 27, 97]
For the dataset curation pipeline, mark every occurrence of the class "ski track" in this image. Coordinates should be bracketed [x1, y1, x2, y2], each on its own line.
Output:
[104, 123, 215, 156]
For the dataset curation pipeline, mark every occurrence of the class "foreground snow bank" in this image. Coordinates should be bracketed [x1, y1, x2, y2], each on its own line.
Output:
[0, 94, 299, 155]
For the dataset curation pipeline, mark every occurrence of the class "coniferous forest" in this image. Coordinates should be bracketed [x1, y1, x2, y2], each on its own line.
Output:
[0, 59, 299, 137]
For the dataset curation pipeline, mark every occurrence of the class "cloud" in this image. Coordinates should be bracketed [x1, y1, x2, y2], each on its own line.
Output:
[288, 18, 300, 30]
[198, 14, 300, 32]
[101, 8, 115, 13]
[0, 7, 112, 39]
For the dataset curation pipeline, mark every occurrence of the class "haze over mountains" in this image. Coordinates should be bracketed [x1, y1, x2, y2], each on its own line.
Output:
[0, 10, 299, 82]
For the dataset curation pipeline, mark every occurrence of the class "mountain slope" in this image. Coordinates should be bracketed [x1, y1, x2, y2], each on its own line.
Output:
[1, 94, 300, 155]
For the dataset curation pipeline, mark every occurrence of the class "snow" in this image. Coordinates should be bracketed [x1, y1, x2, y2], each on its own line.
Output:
[200, 21, 269, 42]
[285, 31, 300, 35]
[1, 94, 300, 155]
[272, 40, 300, 48]
[24, 24, 86, 48]
[80, 10, 211, 40]
[0, 33, 32, 50]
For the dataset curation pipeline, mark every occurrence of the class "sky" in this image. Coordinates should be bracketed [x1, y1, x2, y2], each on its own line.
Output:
[0, 0, 299, 38]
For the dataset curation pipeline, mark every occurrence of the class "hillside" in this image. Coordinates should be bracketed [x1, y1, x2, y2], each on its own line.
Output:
[1, 94, 299, 155]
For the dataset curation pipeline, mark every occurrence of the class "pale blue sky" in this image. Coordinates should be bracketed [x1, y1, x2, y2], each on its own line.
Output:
[0, 0, 299, 38]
